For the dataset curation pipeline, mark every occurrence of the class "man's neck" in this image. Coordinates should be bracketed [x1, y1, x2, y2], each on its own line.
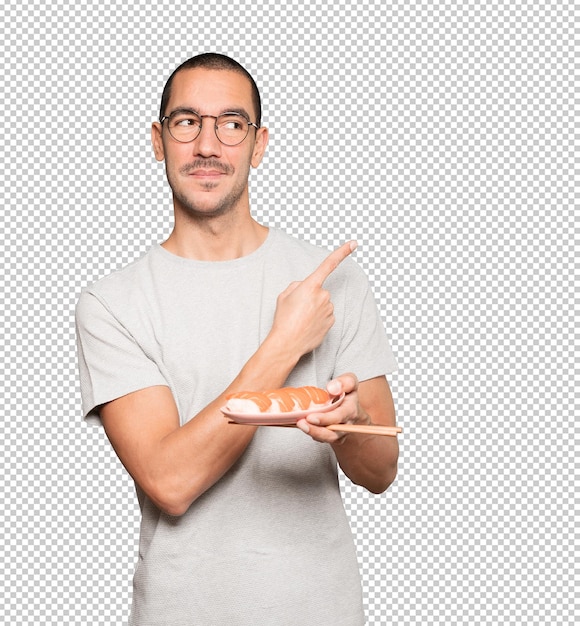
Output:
[161, 214, 268, 262]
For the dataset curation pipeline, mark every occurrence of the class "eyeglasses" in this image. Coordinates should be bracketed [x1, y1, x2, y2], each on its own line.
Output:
[160, 109, 259, 146]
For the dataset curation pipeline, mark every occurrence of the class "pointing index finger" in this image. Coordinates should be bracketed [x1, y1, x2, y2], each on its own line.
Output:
[307, 240, 358, 286]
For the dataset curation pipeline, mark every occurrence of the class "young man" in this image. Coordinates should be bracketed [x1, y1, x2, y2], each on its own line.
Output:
[76, 53, 398, 625]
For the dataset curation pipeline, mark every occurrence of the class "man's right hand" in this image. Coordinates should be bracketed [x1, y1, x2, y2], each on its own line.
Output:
[269, 241, 357, 357]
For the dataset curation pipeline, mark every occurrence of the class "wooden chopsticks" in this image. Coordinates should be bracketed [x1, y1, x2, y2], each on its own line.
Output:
[324, 424, 402, 436]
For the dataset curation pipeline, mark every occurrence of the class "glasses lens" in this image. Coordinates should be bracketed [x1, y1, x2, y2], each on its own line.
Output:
[216, 114, 249, 146]
[167, 113, 201, 142]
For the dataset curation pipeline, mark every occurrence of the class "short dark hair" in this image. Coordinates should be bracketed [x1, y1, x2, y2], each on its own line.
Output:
[159, 53, 262, 127]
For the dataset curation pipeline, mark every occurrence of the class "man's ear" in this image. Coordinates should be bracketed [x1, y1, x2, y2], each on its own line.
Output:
[151, 122, 165, 162]
[251, 126, 269, 168]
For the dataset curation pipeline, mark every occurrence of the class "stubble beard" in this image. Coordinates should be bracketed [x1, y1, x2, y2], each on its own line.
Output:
[168, 160, 251, 221]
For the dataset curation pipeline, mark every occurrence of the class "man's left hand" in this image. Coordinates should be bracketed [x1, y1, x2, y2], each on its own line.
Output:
[296, 373, 368, 444]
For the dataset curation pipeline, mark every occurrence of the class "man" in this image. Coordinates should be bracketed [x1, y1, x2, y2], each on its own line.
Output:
[76, 53, 398, 625]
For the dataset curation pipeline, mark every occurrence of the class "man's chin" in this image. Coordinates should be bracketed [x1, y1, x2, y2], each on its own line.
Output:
[173, 184, 247, 220]
[175, 196, 233, 220]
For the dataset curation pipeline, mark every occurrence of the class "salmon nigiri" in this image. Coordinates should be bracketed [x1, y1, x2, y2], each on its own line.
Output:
[225, 385, 331, 414]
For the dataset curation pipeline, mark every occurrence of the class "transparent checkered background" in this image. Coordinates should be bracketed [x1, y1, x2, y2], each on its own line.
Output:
[1, 0, 576, 624]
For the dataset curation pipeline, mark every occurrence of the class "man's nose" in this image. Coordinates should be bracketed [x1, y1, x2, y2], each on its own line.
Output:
[193, 119, 222, 157]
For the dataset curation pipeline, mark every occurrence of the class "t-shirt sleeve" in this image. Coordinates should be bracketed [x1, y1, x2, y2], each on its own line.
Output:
[331, 261, 398, 382]
[75, 289, 169, 425]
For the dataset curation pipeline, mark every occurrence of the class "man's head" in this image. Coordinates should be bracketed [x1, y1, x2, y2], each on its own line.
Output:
[152, 53, 268, 221]
[159, 53, 262, 128]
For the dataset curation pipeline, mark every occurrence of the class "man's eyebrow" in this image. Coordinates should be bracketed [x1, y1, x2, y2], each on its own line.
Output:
[222, 107, 252, 120]
[167, 107, 199, 117]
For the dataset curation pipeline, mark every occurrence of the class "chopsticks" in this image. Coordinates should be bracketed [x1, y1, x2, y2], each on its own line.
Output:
[323, 424, 402, 436]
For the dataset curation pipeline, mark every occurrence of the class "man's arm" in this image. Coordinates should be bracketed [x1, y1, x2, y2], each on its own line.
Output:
[99, 242, 357, 516]
[297, 374, 399, 493]
[101, 335, 295, 516]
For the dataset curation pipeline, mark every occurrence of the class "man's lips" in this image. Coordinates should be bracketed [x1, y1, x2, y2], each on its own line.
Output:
[181, 160, 233, 177]
[188, 169, 226, 177]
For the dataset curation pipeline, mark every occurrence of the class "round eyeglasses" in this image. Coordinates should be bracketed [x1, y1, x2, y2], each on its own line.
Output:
[160, 110, 259, 146]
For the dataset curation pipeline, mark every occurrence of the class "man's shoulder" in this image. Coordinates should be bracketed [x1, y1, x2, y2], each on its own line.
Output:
[78, 246, 159, 305]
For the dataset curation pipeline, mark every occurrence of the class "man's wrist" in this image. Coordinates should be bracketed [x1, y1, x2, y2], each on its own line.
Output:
[260, 332, 302, 372]
[354, 408, 372, 426]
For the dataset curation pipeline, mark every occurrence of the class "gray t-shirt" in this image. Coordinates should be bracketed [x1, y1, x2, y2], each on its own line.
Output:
[76, 228, 397, 626]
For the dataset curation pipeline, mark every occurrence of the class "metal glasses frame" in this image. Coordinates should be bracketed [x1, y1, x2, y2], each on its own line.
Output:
[160, 110, 259, 146]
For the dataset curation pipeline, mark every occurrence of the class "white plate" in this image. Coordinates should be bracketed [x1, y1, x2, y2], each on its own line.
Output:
[222, 393, 346, 425]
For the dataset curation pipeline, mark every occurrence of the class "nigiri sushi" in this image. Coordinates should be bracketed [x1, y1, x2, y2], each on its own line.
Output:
[225, 385, 331, 414]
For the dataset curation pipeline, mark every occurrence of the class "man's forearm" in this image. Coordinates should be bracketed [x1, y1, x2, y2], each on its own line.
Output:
[148, 334, 301, 515]
[332, 433, 399, 494]
[296, 374, 399, 494]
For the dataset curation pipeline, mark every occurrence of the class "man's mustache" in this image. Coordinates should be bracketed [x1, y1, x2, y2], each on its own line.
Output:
[180, 159, 233, 175]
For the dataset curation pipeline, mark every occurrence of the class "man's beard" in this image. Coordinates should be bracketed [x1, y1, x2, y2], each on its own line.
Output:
[168, 159, 249, 220]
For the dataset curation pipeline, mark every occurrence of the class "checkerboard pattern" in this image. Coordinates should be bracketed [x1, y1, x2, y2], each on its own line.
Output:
[1, 0, 575, 624]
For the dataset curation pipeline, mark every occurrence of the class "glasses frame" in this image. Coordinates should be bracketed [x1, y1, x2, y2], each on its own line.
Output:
[160, 110, 260, 146]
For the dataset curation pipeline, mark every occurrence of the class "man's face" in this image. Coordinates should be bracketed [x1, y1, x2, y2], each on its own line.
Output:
[152, 68, 268, 219]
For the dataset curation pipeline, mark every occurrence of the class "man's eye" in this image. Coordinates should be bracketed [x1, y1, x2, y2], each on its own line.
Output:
[220, 116, 245, 130]
[174, 117, 199, 127]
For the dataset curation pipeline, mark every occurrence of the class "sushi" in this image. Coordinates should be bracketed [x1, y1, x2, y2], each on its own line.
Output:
[225, 385, 331, 414]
